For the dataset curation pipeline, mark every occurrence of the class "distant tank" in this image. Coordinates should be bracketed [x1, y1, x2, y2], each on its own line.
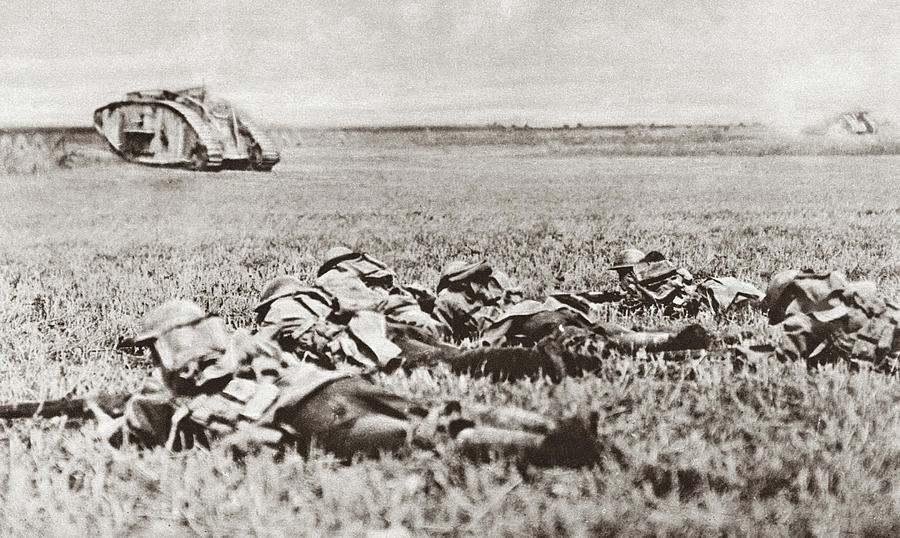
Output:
[93, 87, 280, 171]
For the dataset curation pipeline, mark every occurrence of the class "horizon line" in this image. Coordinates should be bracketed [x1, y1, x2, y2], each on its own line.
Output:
[0, 121, 768, 133]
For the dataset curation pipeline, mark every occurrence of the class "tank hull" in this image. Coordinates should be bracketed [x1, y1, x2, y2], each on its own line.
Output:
[93, 89, 279, 171]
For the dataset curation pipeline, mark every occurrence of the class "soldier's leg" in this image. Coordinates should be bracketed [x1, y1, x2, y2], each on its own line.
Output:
[467, 405, 558, 433]
[455, 426, 545, 457]
[452, 414, 605, 468]
[285, 379, 565, 460]
[523, 323, 711, 377]
[319, 415, 410, 457]
[391, 331, 464, 371]
[283, 378, 413, 458]
[289, 380, 610, 467]
[594, 321, 710, 351]
[423, 345, 567, 381]
[432, 326, 617, 381]
[422, 401, 608, 468]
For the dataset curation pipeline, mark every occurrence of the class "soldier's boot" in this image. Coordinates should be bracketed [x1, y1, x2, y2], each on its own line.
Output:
[523, 413, 625, 468]
[637, 464, 717, 500]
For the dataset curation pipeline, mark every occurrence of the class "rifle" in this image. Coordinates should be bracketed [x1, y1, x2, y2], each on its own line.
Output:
[0, 392, 132, 420]
[549, 291, 624, 310]
[576, 291, 625, 304]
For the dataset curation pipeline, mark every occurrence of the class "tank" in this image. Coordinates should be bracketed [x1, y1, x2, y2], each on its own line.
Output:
[93, 87, 280, 171]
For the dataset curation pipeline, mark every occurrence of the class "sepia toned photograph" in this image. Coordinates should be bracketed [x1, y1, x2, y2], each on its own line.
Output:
[1, 1, 899, 535]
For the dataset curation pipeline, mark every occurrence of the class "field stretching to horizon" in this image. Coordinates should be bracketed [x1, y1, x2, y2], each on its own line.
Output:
[1, 129, 900, 535]
[4, 122, 900, 176]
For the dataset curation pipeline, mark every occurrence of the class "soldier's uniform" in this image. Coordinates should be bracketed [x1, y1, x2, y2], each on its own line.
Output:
[697, 276, 765, 313]
[256, 251, 452, 371]
[109, 300, 607, 467]
[315, 248, 448, 349]
[316, 246, 437, 312]
[253, 276, 403, 371]
[432, 260, 523, 342]
[479, 298, 594, 347]
[610, 249, 763, 315]
[433, 283, 708, 380]
[259, 251, 711, 380]
[429, 322, 709, 382]
[764, 270, 900, 371]
[316, 246, 399, 291]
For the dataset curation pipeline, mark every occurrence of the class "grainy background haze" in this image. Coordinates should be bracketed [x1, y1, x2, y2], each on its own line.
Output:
[2, 1, 898, 126]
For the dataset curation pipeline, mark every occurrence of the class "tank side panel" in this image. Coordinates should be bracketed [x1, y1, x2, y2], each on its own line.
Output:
[149, 110, 165, 156]
[165, 101, 224, 169]
[167, 108, 185, 158]
[95, 98, 225, 169]
[151, 107, 190, 161]
[206, 115, 238, 157]
[96, 101, 204, 165]
[171, 107, 195, 160]
[182, 113, 199, 158]
[103, 108, 122, 147]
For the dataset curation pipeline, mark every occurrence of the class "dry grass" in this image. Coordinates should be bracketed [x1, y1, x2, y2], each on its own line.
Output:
[1, 131, 900, 534]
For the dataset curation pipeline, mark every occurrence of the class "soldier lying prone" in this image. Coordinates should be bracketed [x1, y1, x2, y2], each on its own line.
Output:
[0, 301, 617, 468]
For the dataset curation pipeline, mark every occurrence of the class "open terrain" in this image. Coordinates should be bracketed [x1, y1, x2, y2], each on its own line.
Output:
[1, 131, 900, 535]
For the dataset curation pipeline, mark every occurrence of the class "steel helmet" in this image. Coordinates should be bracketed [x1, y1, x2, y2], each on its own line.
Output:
[317, 246, 358, 277]
[760, 269, 800, 316]
[133, 299, 206, 344]
[133, 300, 229, 372]
[437, 260, 490, 292]
[762, 270, 800, 312]
[255, 275, 306, 313]
[608, 248, 646, 270]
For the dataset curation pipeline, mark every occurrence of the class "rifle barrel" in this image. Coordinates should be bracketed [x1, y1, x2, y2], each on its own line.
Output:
[0, 393, 131, 420]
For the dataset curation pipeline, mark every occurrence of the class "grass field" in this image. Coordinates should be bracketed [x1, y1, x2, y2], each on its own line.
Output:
[2, 131, 900, 535]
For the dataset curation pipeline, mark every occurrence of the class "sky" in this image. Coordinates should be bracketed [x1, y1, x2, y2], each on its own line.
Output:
[1, 0, 898, 127]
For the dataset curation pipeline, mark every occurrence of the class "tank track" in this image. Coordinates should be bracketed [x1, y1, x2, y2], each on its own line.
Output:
[237, 114, 280, 171]
[166, 101, 224, 171]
